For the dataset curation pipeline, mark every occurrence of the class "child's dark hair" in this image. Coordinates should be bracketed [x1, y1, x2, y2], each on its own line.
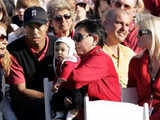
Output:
[75, 19, 107, 47]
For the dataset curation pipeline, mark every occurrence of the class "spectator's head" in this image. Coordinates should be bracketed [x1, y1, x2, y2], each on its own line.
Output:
[94, 0, 112, 19]
[111, 0, 138, 19]
[0, 22, 11, 77]
[73, 19, 106, 56]
[137, 15, 160, 57]
[0, 0, 10, 24]
[16, 0, 41, 21]
[102, 8, 131, 43]
[54, 37, 76, 61]
[47, 0, 73, 37]
[24, 6, 49, 49]
[75, 2, 88, 21]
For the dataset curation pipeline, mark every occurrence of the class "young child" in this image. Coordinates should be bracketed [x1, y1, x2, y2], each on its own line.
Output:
[52, 37, 86, 120]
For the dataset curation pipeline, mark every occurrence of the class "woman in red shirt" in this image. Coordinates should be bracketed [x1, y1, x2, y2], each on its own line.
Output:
[128, 15, 160, 120]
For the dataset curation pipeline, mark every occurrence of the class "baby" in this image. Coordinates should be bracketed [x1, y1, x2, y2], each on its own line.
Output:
[52, 37, 86, 120]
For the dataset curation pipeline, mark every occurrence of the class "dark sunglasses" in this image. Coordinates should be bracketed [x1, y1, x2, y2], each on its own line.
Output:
[0, 35, 7, 42]
[76, 2, 87, 8]
[73, 33, 91, 42]
[54, 14, 71, 22]
[138, 29, 152, 37]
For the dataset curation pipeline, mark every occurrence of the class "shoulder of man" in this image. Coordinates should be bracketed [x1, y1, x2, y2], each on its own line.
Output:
[7, 36, 25, 53]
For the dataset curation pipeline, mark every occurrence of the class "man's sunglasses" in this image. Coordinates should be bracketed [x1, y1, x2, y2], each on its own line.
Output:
[54, 14, 71, 22]
[0, 35, 7, 42]
[76, 2, 87, 8]
[138, 29, 152, 37]
[73, 33, 91, 42]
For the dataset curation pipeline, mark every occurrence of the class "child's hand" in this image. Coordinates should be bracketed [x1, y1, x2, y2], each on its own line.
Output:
[52, 78, 65, 93]
[52, 82, 61, 93]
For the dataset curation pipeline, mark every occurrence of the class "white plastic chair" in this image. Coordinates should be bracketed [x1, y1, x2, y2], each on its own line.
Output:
[43, 78, 53, 120]
[84, 95, 149, 120]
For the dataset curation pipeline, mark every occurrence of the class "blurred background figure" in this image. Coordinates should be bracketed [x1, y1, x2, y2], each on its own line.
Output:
[143, 0, 160, 17]
[0, 0, 16, 34]
[93, 0, 112, 19]
[74, 1, 94, 24]
[12, 0, 41, 27]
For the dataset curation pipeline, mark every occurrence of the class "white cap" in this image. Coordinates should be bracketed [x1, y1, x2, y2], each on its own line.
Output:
[55, 37, 76, 57]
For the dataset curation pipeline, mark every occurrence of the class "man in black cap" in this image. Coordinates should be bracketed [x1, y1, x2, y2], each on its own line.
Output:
[7, 6, 55, 120]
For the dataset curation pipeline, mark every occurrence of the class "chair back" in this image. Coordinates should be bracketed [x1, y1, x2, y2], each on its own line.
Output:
[43, 78, 53, 120]
[84, 95, 149, 120]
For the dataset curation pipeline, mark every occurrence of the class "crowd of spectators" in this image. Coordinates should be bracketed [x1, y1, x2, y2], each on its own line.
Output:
[0, 0, 160, 120]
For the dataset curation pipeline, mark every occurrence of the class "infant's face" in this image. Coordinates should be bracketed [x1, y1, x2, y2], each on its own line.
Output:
[55, 42, 69, 61]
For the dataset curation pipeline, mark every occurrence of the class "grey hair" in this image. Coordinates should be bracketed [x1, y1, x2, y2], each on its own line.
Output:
[47, 0, 72, 20]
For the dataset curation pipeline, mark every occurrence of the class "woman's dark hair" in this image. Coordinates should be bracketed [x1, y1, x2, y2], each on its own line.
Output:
[75, 19, 107, 47]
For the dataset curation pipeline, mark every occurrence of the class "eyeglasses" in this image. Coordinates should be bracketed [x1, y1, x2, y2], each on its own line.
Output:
[138, 29, 152, 37]
[73, 33, 91, 42]
[0, 35, 7, 42]
[114, 1, 132, 10]
[76, 2, 87, 8]
[54, 14, 71, 22]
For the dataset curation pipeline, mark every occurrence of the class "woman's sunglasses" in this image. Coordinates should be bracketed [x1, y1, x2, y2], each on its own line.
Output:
[138, 29, 152, 37]
[73, 33, 91, 42]
[54, 14, 71, 22]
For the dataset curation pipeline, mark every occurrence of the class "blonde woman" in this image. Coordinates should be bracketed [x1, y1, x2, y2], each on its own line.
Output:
[0, 22, 13, 120]
[47, 0, 74, 38]
[128, 15, 160, 120]
[0, 22, 11, 78]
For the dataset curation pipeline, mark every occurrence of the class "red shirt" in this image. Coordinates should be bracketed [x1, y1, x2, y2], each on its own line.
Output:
[143, 0, 160, 16]
[66, 46, 121, 101]
[128, 50, 160, 120]
[122, 21, 142, 54]
[7, 36, 49, 84]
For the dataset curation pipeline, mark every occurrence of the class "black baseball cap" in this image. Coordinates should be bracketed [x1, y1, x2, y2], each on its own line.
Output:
[24, 6, 48, 26]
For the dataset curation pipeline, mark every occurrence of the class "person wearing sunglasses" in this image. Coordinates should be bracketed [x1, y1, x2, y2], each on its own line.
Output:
[128, 15, 160, 120]
[0, 22, 14, 120]
[47, 0, 74, 38]
[69, 19, 121, 120]
[102, 9, 135, 88]
[73, 19, 121, 101]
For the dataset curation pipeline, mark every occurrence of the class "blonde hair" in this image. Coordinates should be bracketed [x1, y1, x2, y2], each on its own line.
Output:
[0, 23, 12, 77]
[138, 15, 160, 58]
